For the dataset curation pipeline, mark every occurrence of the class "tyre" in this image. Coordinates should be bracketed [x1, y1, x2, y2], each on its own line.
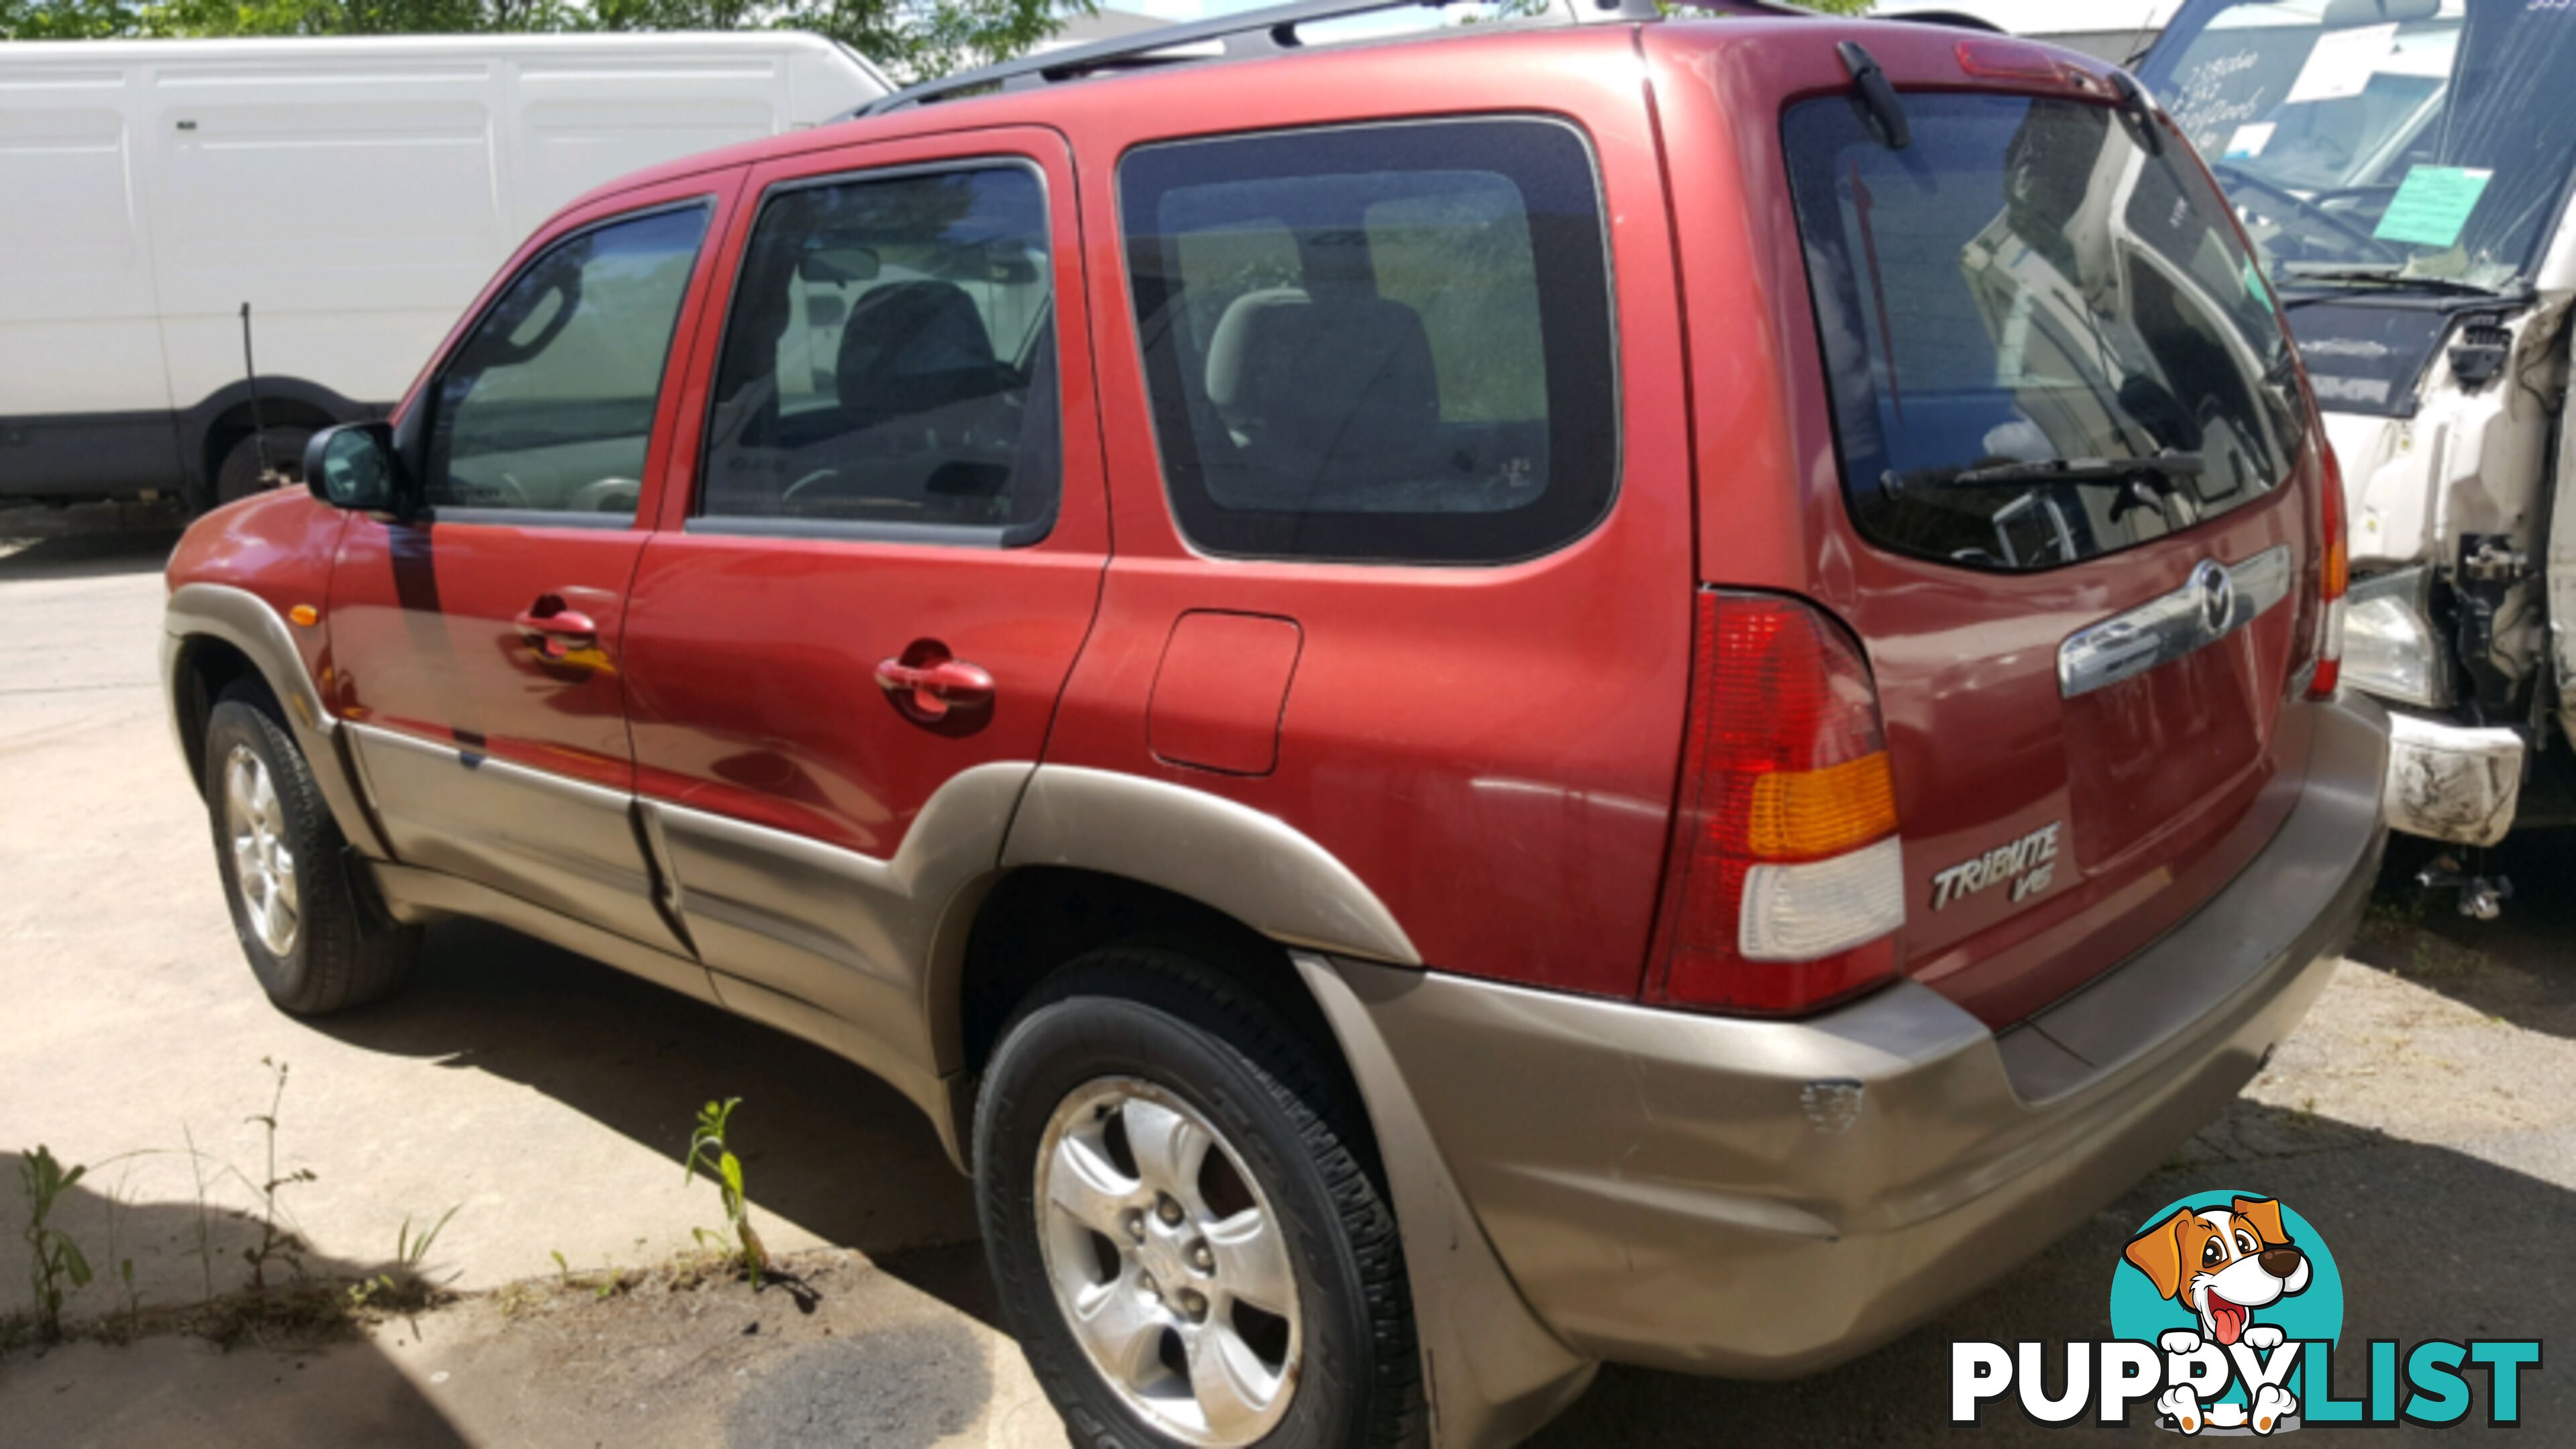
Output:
[975, 947, 1422, 1449]
[203, 681, 417, 1015]
[213, 425, 315, 507]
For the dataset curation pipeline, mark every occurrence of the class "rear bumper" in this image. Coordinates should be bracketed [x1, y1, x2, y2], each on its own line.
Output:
[2381, 708, 2522, 847]
[1341, 694, 2387, 1377]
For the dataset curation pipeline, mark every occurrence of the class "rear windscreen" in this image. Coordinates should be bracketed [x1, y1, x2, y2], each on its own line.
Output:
[1784, 93, 2309, 572]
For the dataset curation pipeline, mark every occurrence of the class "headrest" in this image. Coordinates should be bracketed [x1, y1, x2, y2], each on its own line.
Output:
[1201, 288, 1441, 459]
[836, 281, 1000, 425]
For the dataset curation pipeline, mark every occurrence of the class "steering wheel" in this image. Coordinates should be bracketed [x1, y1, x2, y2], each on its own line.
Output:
[2209, 163, 2406, 266]
[780, 468, 843, 502]
[568, 476, 641, 517]
[442, 468, 530, 511]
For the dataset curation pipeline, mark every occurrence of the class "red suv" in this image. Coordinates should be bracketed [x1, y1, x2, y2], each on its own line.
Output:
[162, 3, 2388, 1444]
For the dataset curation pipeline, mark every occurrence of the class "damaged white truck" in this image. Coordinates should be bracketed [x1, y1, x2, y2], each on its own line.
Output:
[2140, 0, 2576, 904]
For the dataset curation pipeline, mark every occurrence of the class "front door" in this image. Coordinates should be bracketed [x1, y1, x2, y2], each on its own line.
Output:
[617, 129, 1107, 1081]
[328, 180, 735, 951]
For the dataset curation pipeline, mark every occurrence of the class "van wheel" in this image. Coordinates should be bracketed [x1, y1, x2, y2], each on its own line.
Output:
[203, 682, 416, 1015]
[214, 427, 314, 506]
[975, 947, 1422, 1449]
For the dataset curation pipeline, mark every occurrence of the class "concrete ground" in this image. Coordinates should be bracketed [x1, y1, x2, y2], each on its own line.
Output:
[1, 511, 2569, 1445]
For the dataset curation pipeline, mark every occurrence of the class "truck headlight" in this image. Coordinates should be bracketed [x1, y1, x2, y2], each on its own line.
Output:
[2343, 568, 2449, 709]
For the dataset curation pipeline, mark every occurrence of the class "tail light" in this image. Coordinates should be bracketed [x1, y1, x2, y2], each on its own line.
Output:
[2308, 444, 2349, 700]
[1644, 593, 1905, 1016]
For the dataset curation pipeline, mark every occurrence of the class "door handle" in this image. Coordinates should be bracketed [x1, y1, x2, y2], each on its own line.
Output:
[875, 654, 994, 722]
[514, 602, 599, 661]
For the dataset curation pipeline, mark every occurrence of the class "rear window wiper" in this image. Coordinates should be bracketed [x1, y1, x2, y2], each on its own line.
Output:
[1886, 448, 2204, 493]
[1837, 41, 1910, 151]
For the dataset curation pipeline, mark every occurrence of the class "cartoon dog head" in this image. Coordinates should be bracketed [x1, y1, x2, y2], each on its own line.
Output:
[2123, 1196, 2311, 1347]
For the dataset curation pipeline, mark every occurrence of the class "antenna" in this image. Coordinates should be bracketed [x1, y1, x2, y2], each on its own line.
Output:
[239, 302, 270, 485]
[2123, 0, 2163, 68]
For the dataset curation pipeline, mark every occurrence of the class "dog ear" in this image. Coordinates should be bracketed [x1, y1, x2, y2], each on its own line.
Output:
[2124, 1208, 2194, 1300]
[2232, 1197, 2289, 1245]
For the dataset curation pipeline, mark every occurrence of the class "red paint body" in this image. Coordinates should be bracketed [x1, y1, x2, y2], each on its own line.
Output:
[168, 17, 2338, 1025]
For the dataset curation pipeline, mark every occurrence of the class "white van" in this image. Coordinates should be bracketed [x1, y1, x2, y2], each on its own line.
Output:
[0, 33, 890, 508]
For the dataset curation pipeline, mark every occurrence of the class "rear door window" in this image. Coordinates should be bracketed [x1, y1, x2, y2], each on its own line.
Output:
[1784, 93, 2308, 572]
[1120, 118, 1616, 564]
[698, 163, 1058, 543]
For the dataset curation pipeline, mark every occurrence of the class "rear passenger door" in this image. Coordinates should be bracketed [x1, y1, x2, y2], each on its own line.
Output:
[619, 130, 1106, 1071]
[1045, 96, 1700, 998]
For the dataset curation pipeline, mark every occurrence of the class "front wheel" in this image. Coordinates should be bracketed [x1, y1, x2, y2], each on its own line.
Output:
[204, 682, 416, 1014]
[976, 949, 1422, 1449]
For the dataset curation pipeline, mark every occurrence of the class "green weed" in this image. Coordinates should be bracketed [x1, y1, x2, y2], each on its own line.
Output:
[347, 1205, 459, 1311]
[684, 1098, 769, 1288]
[18, 1145, 93, 1341]
[239, 1058, 313, 1292]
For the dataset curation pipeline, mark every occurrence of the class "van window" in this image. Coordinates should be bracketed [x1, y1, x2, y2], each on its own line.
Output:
[425, 205, 708, 519]
[1120, 119, 1616, 565]
[1784, 94, 2308, 572]
[697, 164, 1057, 542]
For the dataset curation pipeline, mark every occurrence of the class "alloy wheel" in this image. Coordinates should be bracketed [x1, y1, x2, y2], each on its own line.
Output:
[1034, 1076, 1302, 1446]
[223, 743, 299, 956]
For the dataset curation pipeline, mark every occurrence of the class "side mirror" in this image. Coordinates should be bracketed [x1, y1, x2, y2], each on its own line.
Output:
[305, 422, 403, 513]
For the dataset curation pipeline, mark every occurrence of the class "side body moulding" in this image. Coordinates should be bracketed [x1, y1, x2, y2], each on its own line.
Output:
[1295, 952, 1598, 1449]
[162, 582, 390, 858]
[998, 766, 1422, 967]
[639, 763, 1036, 1138]
[347, 722, 684, 955]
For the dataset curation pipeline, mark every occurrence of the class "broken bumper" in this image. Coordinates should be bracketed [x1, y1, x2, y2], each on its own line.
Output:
[1340, 696, 2387, 1378]
[2381, 708, 2523, 847]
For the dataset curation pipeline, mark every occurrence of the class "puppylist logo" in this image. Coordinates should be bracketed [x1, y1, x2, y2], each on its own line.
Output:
[1952, 1190, 2542, 1433]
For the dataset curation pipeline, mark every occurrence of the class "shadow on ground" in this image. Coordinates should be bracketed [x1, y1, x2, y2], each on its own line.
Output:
[2346, 830, 2576, 1040]
[0, 1159, 468, 1446]
[311, 920, 998, 1325]
[0, 521, 182, 584]
[1530, 1099, 2571, 1445]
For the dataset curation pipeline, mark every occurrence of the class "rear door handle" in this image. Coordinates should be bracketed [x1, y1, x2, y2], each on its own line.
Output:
[875, 655, 994, 722]
[514, 600, 599, 661]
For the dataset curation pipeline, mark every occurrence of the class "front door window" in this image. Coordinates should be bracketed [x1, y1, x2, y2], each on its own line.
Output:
[425, 204, 709, 520]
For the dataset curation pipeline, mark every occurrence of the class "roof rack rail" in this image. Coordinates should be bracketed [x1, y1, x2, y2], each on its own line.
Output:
[1874, 8, 2006, 33]
[851, 0, 1662, 117]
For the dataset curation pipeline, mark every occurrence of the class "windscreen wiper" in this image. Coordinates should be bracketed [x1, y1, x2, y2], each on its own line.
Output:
[1887, 448, 2204, 493]
[2278, 266, 2508, 307]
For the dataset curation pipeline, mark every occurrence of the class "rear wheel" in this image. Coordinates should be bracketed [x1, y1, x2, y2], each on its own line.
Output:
[203, 682, 415, 1014]
[213, 425, 314, 507]
[975, 948, 1421, 1449]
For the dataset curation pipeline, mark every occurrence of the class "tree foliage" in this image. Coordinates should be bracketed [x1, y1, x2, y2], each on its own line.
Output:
[0, 0, 1087, 83]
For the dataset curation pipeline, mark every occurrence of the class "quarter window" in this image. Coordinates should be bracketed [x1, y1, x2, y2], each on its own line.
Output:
[698, 164, 1058, 543]
[425, 205, 708, 519]
[1120, 119, 1617, 565]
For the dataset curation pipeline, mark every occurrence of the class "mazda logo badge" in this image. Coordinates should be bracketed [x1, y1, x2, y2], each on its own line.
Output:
[2192, 560, 2233, 635]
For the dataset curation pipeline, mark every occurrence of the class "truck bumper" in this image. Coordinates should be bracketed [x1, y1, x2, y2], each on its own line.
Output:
[1327, 695, 2386, 1384]
[2381, 707, 2523, 847]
